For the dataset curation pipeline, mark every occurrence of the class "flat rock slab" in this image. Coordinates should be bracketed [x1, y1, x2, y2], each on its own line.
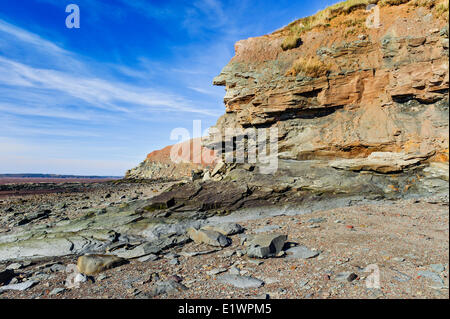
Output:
[0, 236, 106, 263]
[330, 152, 429, 174]
[0, 280, 38, 292]
[113, 243, 160, 259]
[246, 233, 287, 258]
[187, 228, 231, 247]
[179, 249, 220, 257]
[285, 246, 319, 259]
[217, 274, 264, 289]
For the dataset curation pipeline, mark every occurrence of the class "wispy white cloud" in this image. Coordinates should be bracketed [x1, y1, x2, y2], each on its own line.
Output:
[0, 19, 66, 55]
[0, 19, 218, 116]
[0, 103, 91, 121]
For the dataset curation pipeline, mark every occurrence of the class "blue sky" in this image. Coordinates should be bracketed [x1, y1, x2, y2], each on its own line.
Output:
[0, 0, 339, 176]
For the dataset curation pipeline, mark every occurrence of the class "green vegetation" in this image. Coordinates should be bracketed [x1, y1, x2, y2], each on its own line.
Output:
[409, 0, 449, 20]
[435, 0, 449, 20]
[281, 0, 378, 50]
[286, 56, 332, 78]
[281, 34, 303, 51]
[280, 0, 445, 50]
[379, 0, 410, 6]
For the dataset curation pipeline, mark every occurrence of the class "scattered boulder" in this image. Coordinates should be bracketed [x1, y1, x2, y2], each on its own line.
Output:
[246, 233, 287, 258]
[201, 223, 244, 236]
[77, 254, 127, 275]
[187, 228, 231, 247]
[211, 161, 226, 177]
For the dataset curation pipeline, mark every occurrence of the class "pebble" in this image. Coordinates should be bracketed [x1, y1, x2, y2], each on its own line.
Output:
[169, 258, 180, 265]
[335, 272, 358, 282]
[221, 250, 235, 258]
[308, 217, 326, 223]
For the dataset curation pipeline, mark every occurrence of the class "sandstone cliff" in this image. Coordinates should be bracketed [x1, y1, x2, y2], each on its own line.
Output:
[207, 0, 449, 171]
[125, 138, 217, 180]
[129, 1, 448, 208]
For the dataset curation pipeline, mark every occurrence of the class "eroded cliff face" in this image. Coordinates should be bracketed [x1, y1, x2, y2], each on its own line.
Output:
[206, 3, 449, 172]
[125, 138, 217, 180]
[129, 2, 448, 210]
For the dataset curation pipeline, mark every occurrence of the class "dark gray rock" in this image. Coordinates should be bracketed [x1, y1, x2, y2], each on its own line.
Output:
[246, 233, 287, 258]
[0, 269, 15, 285]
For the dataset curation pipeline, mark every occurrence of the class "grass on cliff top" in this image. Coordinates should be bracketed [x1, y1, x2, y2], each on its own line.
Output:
[408, 0, 449, 20]
[280, 0, 447, 50]
[286, 56, 332, 78]
[281, 0, 377, 50]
